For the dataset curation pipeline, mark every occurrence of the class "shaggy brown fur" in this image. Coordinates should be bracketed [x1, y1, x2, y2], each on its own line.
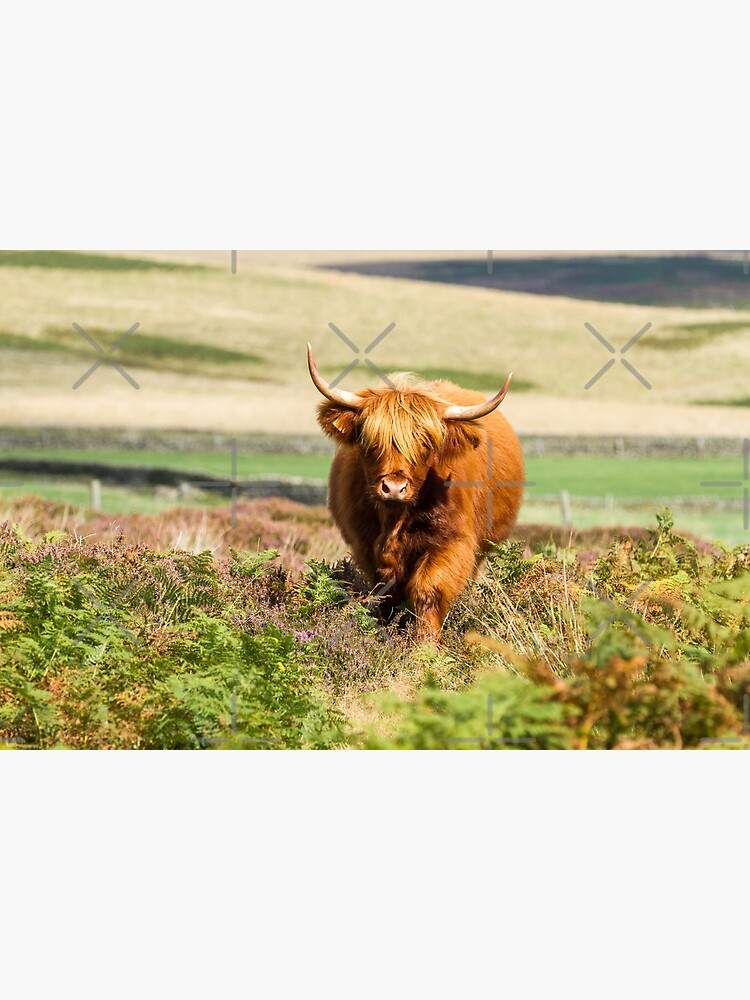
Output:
[315, 373, 524, 642]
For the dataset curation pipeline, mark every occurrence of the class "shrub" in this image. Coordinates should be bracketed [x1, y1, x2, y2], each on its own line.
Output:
[373, 514, 750, 749]
[0, 527, 344, 749]
[2, 509, 748, 750]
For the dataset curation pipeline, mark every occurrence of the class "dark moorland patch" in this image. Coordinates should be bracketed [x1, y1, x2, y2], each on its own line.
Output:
[322, 255, 750, 308]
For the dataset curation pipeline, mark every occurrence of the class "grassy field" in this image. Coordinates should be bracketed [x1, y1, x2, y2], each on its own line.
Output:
[3, 252, 749, 751]
[0, 448, 742, 497]
[2, 452, 747, 543]
[1, 250, 748, 543]
[0, 448, 333, 478]
[0, 481, 220, 516]
[0, 447, 744, 495]
[0, 250, 749, 437]
[520, 502, 745, 546]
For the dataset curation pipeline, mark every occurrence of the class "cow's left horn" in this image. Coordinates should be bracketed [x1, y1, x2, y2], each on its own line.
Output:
[307, 343, 364, 409]
[443, 373, 513, 421]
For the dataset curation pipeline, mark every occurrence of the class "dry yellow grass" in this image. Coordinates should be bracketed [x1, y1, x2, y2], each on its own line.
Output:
[0, 250, 748, 437]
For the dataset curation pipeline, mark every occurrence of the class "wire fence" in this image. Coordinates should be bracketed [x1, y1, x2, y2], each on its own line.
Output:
[0, 436, 747, 532]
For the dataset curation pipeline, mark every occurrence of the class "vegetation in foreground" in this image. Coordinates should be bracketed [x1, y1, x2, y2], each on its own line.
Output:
[0, 498, 748, 750]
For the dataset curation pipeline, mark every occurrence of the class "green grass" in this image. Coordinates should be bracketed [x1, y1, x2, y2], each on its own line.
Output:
[0, 331, 67, 354]
[320, 365, 536, 393]
[1, 450, 741, 498]
[522, 456, 746, 498]
[0, 251, 198, 271]
[0, 327, 265, 376]
[697, 398, 750, 407]
[2, 452, 747, 544]
[647, 320, 750, 350]
[0, 449, 333, 479]
[0, 479, 227, 515]
[519, 501, 746, 546]
[407, 368, 536, 392]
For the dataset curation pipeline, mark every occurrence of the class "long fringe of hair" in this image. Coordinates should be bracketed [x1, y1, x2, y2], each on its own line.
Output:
[358, 375, 447, 465]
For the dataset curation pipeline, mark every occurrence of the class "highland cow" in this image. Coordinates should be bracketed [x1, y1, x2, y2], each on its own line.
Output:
[308, 344, 524, 641]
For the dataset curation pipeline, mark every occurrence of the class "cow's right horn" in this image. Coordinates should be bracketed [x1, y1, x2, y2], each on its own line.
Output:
[307, 343, 364, 408]
[443, 373, 513, 421]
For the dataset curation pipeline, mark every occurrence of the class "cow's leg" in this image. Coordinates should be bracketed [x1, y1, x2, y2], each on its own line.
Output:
[347, 534, 380, 585]
[411, 589, 451, 642]
[407, 540, 475, 643]
[371, 516, 408, 611]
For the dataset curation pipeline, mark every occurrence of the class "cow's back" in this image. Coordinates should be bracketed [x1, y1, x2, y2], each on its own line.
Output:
[432, 380, 524, 545]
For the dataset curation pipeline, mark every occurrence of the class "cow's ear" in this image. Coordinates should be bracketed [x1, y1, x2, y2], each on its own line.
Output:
[442, 421, 482, 457]
[318, 402, 359, 444]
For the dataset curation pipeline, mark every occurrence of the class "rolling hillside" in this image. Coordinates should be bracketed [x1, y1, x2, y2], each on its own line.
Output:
[0, 250, 748, 438]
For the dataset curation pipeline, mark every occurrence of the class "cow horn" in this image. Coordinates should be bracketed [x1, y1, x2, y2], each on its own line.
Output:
[307, 343, 364, 408]
[443, 373, 513, 421]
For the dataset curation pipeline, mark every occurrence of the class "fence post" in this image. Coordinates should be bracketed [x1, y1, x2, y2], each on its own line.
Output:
[89, 479, 101, 512]
[559, 490, 572, 526]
